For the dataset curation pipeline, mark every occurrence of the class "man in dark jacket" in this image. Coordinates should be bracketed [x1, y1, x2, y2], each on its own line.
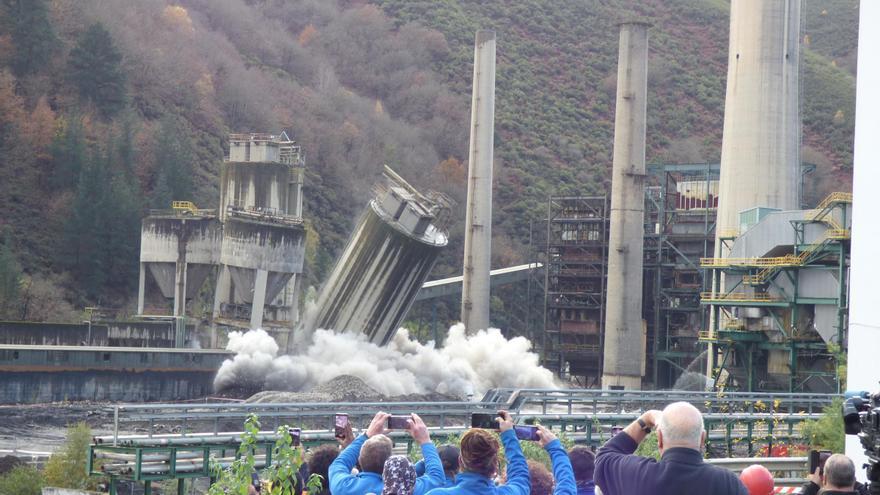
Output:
[594, 401, 747, 495]
[800, 454, 863, 495]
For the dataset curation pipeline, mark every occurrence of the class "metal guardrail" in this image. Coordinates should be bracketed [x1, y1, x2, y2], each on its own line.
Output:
[104, 389, 838, 444]
[707, 457, 808, 488]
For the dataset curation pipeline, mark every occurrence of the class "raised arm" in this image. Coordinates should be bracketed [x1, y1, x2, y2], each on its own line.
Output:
[497, 411, 530, 495]
[329, 412, 389, 495]
[410, 413, 446, 495]
[537, 426, 575, 495]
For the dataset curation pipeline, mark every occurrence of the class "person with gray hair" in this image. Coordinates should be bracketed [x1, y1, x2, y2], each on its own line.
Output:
[594, 401, 747, 495]
[801, 453, 865, 495]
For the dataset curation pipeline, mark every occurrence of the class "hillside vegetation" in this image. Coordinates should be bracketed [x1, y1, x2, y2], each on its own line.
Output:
[0, 0, 858, 324]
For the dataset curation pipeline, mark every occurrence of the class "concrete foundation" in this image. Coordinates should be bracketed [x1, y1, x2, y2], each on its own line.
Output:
[602, 21, 651, 390]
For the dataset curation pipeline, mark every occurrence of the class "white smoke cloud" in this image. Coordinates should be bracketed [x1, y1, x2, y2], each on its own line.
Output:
[214, 324, 558, 398]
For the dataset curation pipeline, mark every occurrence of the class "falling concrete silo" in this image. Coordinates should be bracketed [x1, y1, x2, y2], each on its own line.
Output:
[601, 21, 651, 390]
[716, 0, 801, 240]
[461, 29, 496, 334]
[303, 168, 449, 346]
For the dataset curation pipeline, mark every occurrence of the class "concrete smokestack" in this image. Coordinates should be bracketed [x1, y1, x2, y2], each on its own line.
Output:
[716, 0, 801, 238]
[602, 21, 650, 390]
[460, 29, 496, 334]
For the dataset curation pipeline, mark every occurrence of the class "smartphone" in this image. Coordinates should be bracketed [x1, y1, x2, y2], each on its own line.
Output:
[513, 425, 540, 441]
[471, 413, 499, 430]
[809, 450, 832, 474]
[335, 414, 349, 438]
[611, 425, 623, 437]
[387, 415, 410, 430]
[289, 427, 301, 447]
[251, 472, 261, 492]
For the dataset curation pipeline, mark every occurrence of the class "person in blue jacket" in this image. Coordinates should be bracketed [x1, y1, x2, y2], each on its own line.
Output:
[414, 445, 459, 488]
[425, 410, 530, 495]
[535, 425, 576, 495]
[566, 446, 596, 495]
[329, 411, 446, 495]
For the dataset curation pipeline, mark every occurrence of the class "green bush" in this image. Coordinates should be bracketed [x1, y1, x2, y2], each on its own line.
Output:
[0, 465, 44, 495]
[43, 422, 102, 491]
[801, 397, 845, 453]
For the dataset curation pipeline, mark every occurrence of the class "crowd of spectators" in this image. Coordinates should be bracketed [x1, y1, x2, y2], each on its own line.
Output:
[246, 404, 867, 495]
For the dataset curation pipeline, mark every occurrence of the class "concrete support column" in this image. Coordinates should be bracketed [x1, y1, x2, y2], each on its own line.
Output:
[212, 265, 230, 319]
[137, 262, 146, 315]
[602, 21, 650, 390]
[173, 261, 187, 317]
[250, 269, 269, 329]
[460, 29, 496, 334]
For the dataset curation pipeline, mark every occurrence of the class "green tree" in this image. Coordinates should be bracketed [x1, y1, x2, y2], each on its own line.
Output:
[43, 423, 102, 491]
[0, 0, 56, 76]
[68, 23, 127, 116]
[49, 114, 87, 191]
[0, 234, 22, 318]
[0, 465, 44, 495]
[801, 397, 845, 453]
[61, 145, 110, 300]
[152, 117, 194, 206]
[209, 414, 322, 495]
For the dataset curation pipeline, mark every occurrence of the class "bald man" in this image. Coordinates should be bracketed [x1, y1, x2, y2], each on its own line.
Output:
[801, 453, 861, 495]
[594, 402, 747, 495]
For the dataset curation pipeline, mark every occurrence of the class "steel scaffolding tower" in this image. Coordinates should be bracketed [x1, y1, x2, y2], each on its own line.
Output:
[542, 196, 608, 386]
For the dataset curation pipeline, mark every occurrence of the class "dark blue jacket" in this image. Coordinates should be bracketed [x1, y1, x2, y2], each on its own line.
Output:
[329, 434, 446, 495]
[425, 430, 529, 495]
[545, 439, 576, 495]
[594, 432, 748, 495]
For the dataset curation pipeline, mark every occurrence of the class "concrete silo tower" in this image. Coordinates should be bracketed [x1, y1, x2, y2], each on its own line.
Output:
[716, 0, 801, 240]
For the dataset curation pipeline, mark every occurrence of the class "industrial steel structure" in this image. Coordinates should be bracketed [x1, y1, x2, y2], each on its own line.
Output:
[542, 196, 608, 387]
[699, 192, 851, 393]
[543, 163, 718, 389]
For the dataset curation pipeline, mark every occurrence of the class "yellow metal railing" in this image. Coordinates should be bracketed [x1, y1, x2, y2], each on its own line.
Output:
[698, 331, 716, 342]
[171, 201, 198, 213]
[700, 255, 801, 267]
[718, 229, 739, 239]
[813, 192, 853, 212]
[700, 292, 782, 303]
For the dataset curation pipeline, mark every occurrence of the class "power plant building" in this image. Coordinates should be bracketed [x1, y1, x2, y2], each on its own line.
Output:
[138, 132, 306, 347]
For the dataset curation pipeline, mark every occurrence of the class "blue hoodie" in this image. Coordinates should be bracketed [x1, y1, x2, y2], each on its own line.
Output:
[425, 430, 529, 495]
[329, 434, 446, 495]
[544, 439, 576, 495]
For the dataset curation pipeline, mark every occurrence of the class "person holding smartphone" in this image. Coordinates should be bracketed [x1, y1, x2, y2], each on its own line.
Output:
[425, 410, 529, 495]
[329, 411, 445, 495]
[535, 425, 575, 495]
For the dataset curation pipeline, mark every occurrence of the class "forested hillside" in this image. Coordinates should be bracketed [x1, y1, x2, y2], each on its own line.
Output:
[0, 0, 858, 322]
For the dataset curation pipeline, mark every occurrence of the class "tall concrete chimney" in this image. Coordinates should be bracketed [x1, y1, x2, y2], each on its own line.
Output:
[460, 29, 496, 334]
[716, 0, 801, 239]
[602, 21, 650, 390]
